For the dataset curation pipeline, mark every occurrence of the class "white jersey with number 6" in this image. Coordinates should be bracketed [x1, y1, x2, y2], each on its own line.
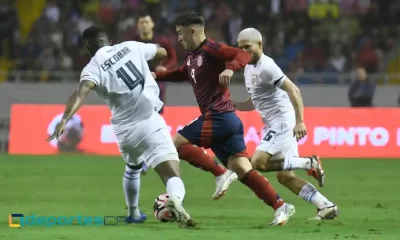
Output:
[244, 54, 298, 156]
[80, 41, 178, 168]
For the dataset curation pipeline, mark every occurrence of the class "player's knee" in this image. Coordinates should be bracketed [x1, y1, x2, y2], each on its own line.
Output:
[153, 160, 181, 184]
[251, 157, 267, 171]
[250, 151, 270, 171]
[126, 163, 143, 170]
[227, 155, 252, 180]
[173, 134, 190, 149]
[276, 171, 297, 185]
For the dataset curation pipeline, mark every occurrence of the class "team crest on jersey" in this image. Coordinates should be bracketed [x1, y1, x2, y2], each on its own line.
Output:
[197, 56, 203, 66]
[251, 74, 257, 85]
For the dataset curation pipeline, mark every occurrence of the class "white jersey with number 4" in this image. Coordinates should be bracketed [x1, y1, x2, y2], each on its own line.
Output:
[244, 54, 298, 156]
[80, 41, 163, 132]
[79, 41, 178, 168]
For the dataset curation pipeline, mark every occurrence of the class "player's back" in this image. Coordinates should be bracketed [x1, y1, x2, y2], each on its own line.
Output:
[245, 54, 294, 124]
[82, 41, 162, 130]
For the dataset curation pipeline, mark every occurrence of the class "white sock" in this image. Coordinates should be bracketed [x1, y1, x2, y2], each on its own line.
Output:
[166, 177, 185, 203]
[299, 183, 334, 209]
[283, 156, 312, 171]
[123, 165, 141, 219]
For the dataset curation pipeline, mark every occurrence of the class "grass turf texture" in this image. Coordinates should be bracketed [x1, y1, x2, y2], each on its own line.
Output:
[1, 155, 399, 240]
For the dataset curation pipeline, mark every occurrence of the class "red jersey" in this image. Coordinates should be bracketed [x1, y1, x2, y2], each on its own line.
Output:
[156, 39, 251, 114]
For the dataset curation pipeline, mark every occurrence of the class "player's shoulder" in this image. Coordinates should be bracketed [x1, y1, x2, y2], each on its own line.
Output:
[202, 39, 224, 51]
[119, 41, 140, 49]
[259, 54, 277, 67]
[259, 55, 281, 72]
[91, 45, 115, 61]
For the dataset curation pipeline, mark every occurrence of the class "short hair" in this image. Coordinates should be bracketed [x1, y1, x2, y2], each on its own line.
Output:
[137, 12, 152, 20]
[175, 12, 205, 27]
[82, 26, 105, 41]
[237, 28, 263, 43]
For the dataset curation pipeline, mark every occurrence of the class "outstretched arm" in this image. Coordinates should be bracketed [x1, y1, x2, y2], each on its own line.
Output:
[159, 37, 177, 69]
[155, 63, 188, 82]
[61, 80, 96, 123]
[47, 80, 95, 141]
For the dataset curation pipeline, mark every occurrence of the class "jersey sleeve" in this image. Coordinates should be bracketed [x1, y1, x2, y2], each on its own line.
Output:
[202, 40, 251, 71]
[135, 42, 157, 61]
[80, 63, 100, 86]
[260, 60, 286, 87]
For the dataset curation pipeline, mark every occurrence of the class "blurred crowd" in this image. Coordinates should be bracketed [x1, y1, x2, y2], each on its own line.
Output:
[3, 0, 400, 83]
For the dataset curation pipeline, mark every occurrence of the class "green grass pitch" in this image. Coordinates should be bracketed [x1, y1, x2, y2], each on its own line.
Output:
[1, 155, 400, 240]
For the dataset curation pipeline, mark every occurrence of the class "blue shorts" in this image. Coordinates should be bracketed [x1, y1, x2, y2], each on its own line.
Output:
[178, 111, 248, 166]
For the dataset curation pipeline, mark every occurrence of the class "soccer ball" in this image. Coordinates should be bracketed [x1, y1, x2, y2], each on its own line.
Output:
[153, 193, 176, 222]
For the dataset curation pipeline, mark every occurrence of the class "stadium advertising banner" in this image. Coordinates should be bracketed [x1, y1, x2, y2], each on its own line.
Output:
[8, 104, 400, 158]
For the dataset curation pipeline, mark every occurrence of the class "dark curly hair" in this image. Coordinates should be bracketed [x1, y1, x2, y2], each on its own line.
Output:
[82, 26, 105, 41]
[175, 12, 205, 27]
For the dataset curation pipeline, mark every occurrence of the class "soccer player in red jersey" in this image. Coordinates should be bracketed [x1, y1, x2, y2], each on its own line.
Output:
[153, 12, 295, 225]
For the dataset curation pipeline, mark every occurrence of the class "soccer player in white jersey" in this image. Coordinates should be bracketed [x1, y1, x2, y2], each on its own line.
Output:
[47, 26, 195, 228]
[234, 28, 338, 220]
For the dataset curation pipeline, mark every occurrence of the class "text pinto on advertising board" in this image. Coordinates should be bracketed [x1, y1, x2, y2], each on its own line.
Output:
[8, 104, 400, 158]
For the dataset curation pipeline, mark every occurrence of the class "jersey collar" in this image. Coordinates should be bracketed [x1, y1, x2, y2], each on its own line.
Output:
[191, 38, 208, 54]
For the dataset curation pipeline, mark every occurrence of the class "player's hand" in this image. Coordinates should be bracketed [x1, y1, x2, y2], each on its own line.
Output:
[47, 120, 67, 142]
[293, 122, 307, 141]
[219, 69, 234, 87]
[155, 66, 167, 72]
[151, 72, 156, 79]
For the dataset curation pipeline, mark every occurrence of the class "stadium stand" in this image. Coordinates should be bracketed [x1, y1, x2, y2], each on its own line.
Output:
[1, 0, 400, 84]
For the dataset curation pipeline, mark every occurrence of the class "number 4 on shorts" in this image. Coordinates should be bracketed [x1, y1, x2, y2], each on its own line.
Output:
[263, 130, 277, 141]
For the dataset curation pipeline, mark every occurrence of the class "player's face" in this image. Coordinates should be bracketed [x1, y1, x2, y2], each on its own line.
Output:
[238, 40, 262, 64]
[138, 16, 154, 34]
[176, 25, 195, 50]
[85, 33, 111, 56]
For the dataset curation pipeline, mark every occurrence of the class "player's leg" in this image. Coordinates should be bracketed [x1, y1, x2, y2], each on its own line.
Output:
[141, 114, 195, 228]
[123, 161, 147, 223]
[174, 133, 226, 177]
[253, 127, 338, 219]
[174, 114, 237, 199]
[146, 133, 195, 228]
[211, 113, 295, 225]
[117, 144, 147, 223]
[276, 141, 337, 220]
[276, 171, 338, 220]
[213, 142, 295, 226]
[252, 124, 325, 187]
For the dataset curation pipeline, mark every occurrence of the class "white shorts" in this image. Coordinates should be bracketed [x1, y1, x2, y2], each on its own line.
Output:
[114, 112, 179, 168]
[256, 121, 299, 157]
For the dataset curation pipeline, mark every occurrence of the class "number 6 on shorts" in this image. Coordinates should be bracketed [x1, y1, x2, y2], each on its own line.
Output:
[263, 130, 277, 142]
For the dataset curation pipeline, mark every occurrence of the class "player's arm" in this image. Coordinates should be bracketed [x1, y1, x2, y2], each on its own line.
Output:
[61, 80, 95, 122]
[234, 96, 255, 111]
[279, 77, 304, 124]
[203, 42, 251, 71]
[159, 37, 177, 69]
[154, 47, 168, 60]
[59, 80, 95, 124]
[154, 63, 188, 82]
[133, 41, 167, 60]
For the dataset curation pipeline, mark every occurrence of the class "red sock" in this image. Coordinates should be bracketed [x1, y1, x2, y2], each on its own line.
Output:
[178, 144, 226, 177]
[240, 169, 284, 210]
